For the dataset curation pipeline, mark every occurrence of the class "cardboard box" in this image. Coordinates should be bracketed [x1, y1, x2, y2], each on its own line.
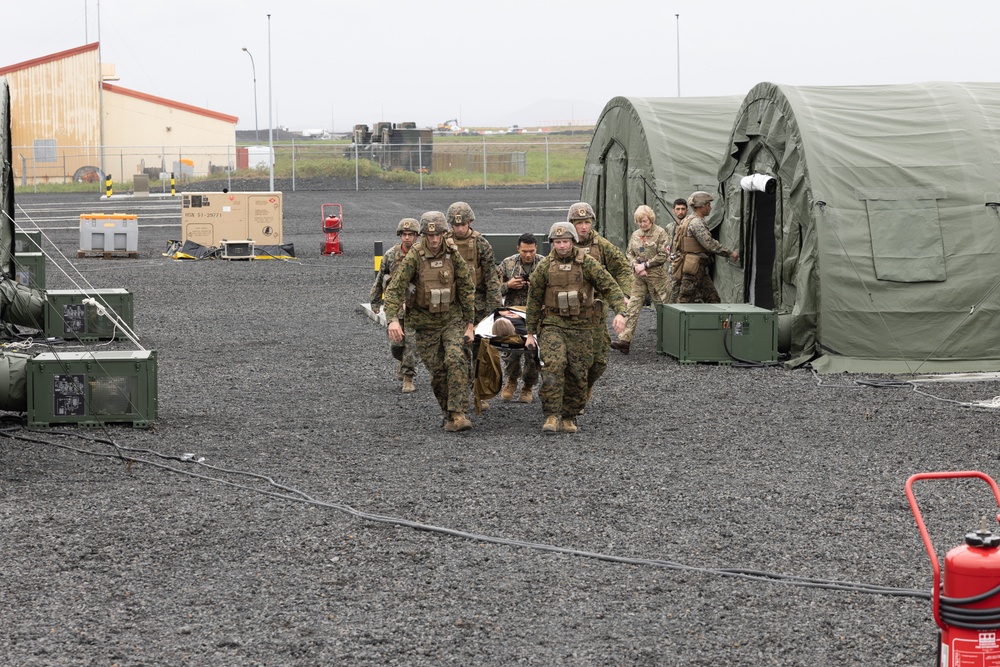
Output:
[182, 192, 282, 247]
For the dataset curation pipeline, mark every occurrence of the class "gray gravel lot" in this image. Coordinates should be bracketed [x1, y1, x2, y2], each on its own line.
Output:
[1, 182, 998, 665]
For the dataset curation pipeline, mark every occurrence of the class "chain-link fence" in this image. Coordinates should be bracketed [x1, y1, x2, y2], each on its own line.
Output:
[13, 136, 591, 192]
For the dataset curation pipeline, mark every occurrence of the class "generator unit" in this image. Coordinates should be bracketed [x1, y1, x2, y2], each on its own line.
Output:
[14, 230, 42, 254]
[27, 350, 157, 428]
[221, 239, 255, 260]
[44, 289, 134, 341]
[13, 251, 45, 289]
[79, 213, 138, 254]
[657, 303, 778, 364]
[182, 192, 282, 247]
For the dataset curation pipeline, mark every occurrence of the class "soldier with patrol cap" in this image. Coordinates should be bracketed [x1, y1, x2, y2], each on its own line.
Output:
[566, 201, 632, 402]
[445, 201, 502, 409]
[370, 217, 421, 393]
[668, 191, 739, 304]
[525, 222, 627, 434]
[383, 211, 477, 432]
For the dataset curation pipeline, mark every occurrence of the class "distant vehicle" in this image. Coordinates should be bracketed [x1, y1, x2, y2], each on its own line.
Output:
[301, 128, 328, 139]
[507, 125, 521, 134]
[437, 118, 462, 134]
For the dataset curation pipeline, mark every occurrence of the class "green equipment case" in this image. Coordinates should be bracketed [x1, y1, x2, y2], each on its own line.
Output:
[44, 288, 134, 341]
[13, 252, 45, 289]
[27, 350, 158, 428]
[657, 303, 778, 364]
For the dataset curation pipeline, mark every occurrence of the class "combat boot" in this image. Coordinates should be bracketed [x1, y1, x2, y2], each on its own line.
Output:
[396, 360, 404, 381]
[517, 384, 534, 403]
[561, 417, 578, 434]
[450, 412, 473, 432]
[401, 376, 415, 393]
[542, 415, 560, 434]
[501, 378, 517, 401]
[479, 400, 490, 411]
[611, 340, 630, 355]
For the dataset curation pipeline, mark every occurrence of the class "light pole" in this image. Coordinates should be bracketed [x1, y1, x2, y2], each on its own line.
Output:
[241, 47, 259, 145]
[267, 13, 274, 191]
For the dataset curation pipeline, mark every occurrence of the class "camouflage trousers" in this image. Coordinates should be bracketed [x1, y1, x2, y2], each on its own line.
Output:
[502, 348, 539, 387]
[620, 273, 670, 343]
[416, 324, 470, 414]
[668, 264, 721, 304]
[538, 326, 594, 419]
[588, 318, 611, 390]
[390, 321, 419, 378]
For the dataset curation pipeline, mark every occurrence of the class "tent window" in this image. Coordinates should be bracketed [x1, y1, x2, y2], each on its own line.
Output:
[864, 199, 945, 282]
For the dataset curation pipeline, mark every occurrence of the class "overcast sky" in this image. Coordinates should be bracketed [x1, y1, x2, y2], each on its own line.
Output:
[4, 0, 999, 133]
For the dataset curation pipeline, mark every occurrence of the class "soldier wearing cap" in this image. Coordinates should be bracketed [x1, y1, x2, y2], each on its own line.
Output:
[524, 222, 627, 435]
[383, 211, 477, 432]
[668, 191, 739, 304]
[371, 217, 421, 393]
[445, 201, 502, 408]
[566, 201, 632, 401]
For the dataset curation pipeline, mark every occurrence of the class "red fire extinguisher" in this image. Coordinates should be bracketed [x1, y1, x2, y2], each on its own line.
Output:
[906, 471, 1000, 666]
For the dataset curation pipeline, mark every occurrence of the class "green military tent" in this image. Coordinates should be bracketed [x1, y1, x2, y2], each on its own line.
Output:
[581, 95, 742, 249]
[712, 81, 1000, 373]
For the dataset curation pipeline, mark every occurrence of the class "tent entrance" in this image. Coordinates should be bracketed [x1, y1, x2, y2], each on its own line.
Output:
[598, 141, 628, 248]
[745, 189, 777, 309]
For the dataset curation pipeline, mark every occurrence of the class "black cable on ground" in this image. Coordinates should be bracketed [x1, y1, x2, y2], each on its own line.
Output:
[2, 427, 931, 602]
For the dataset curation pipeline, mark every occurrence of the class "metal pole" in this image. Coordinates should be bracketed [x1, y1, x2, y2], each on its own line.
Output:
[676, 14, 681, 97]
[545, 136, 549, 190]
[354, 142, 359, 191]
[267, 14, 274, 191]
[241, 48, 259, 145]
[97, 0, 105, 179]
[418, 137, 423, 191]
[226, 145, 232, 191]
[482, 135, 487, 190]
[291, 137, 295, 192]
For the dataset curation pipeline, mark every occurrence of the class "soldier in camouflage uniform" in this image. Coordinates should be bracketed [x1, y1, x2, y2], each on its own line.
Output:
[567, 202, 632, 401]
[611, 205, 672, 355]
[370, 218, 420, 393]
[525, 222, 627, 435]
[496, 232, 541, 402]
[383, 211, 477, 432]
[668, 191, 739, 304]
[445, 201, 502, 409]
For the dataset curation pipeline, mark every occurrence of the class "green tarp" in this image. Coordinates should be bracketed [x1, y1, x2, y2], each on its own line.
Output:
[713, 82, 1000, 373]
[581, 95, 742, 249]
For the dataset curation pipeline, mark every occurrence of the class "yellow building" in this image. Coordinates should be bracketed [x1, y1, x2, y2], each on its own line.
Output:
[0, 43, 238, 185]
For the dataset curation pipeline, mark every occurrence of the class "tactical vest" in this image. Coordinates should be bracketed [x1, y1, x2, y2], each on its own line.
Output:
[577, 234, 604, 266]
[677, 218, 708, 254]
[544, 248, 595, 319]
[451, 231, 483, 288]
[409, 244, 456, 313]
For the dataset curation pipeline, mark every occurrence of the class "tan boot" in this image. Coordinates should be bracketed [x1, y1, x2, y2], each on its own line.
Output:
[401, 376, 415, 393]
[517, 384, 534, 403]
[561, 417, 578, 434]
[542, 415, 560, 434]
[501, 379, 517, 401]
[451, 412, 473, 432]
[479, 400, 490, 411]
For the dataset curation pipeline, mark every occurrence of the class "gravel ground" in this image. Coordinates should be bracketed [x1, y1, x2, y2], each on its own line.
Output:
[2, 183, 999, 665]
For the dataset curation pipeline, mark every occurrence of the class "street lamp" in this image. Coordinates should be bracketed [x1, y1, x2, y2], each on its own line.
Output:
[241, 47, 259, 145]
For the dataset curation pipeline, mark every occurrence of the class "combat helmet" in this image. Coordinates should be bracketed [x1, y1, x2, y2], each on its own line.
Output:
[687, 191, 714, 207]
[419, 211, 447, 235]
[548, 221, 579, 243]
[396, 218, 419, 236]
[567, 201, 595, 222]
[447, 201, 476, 226]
